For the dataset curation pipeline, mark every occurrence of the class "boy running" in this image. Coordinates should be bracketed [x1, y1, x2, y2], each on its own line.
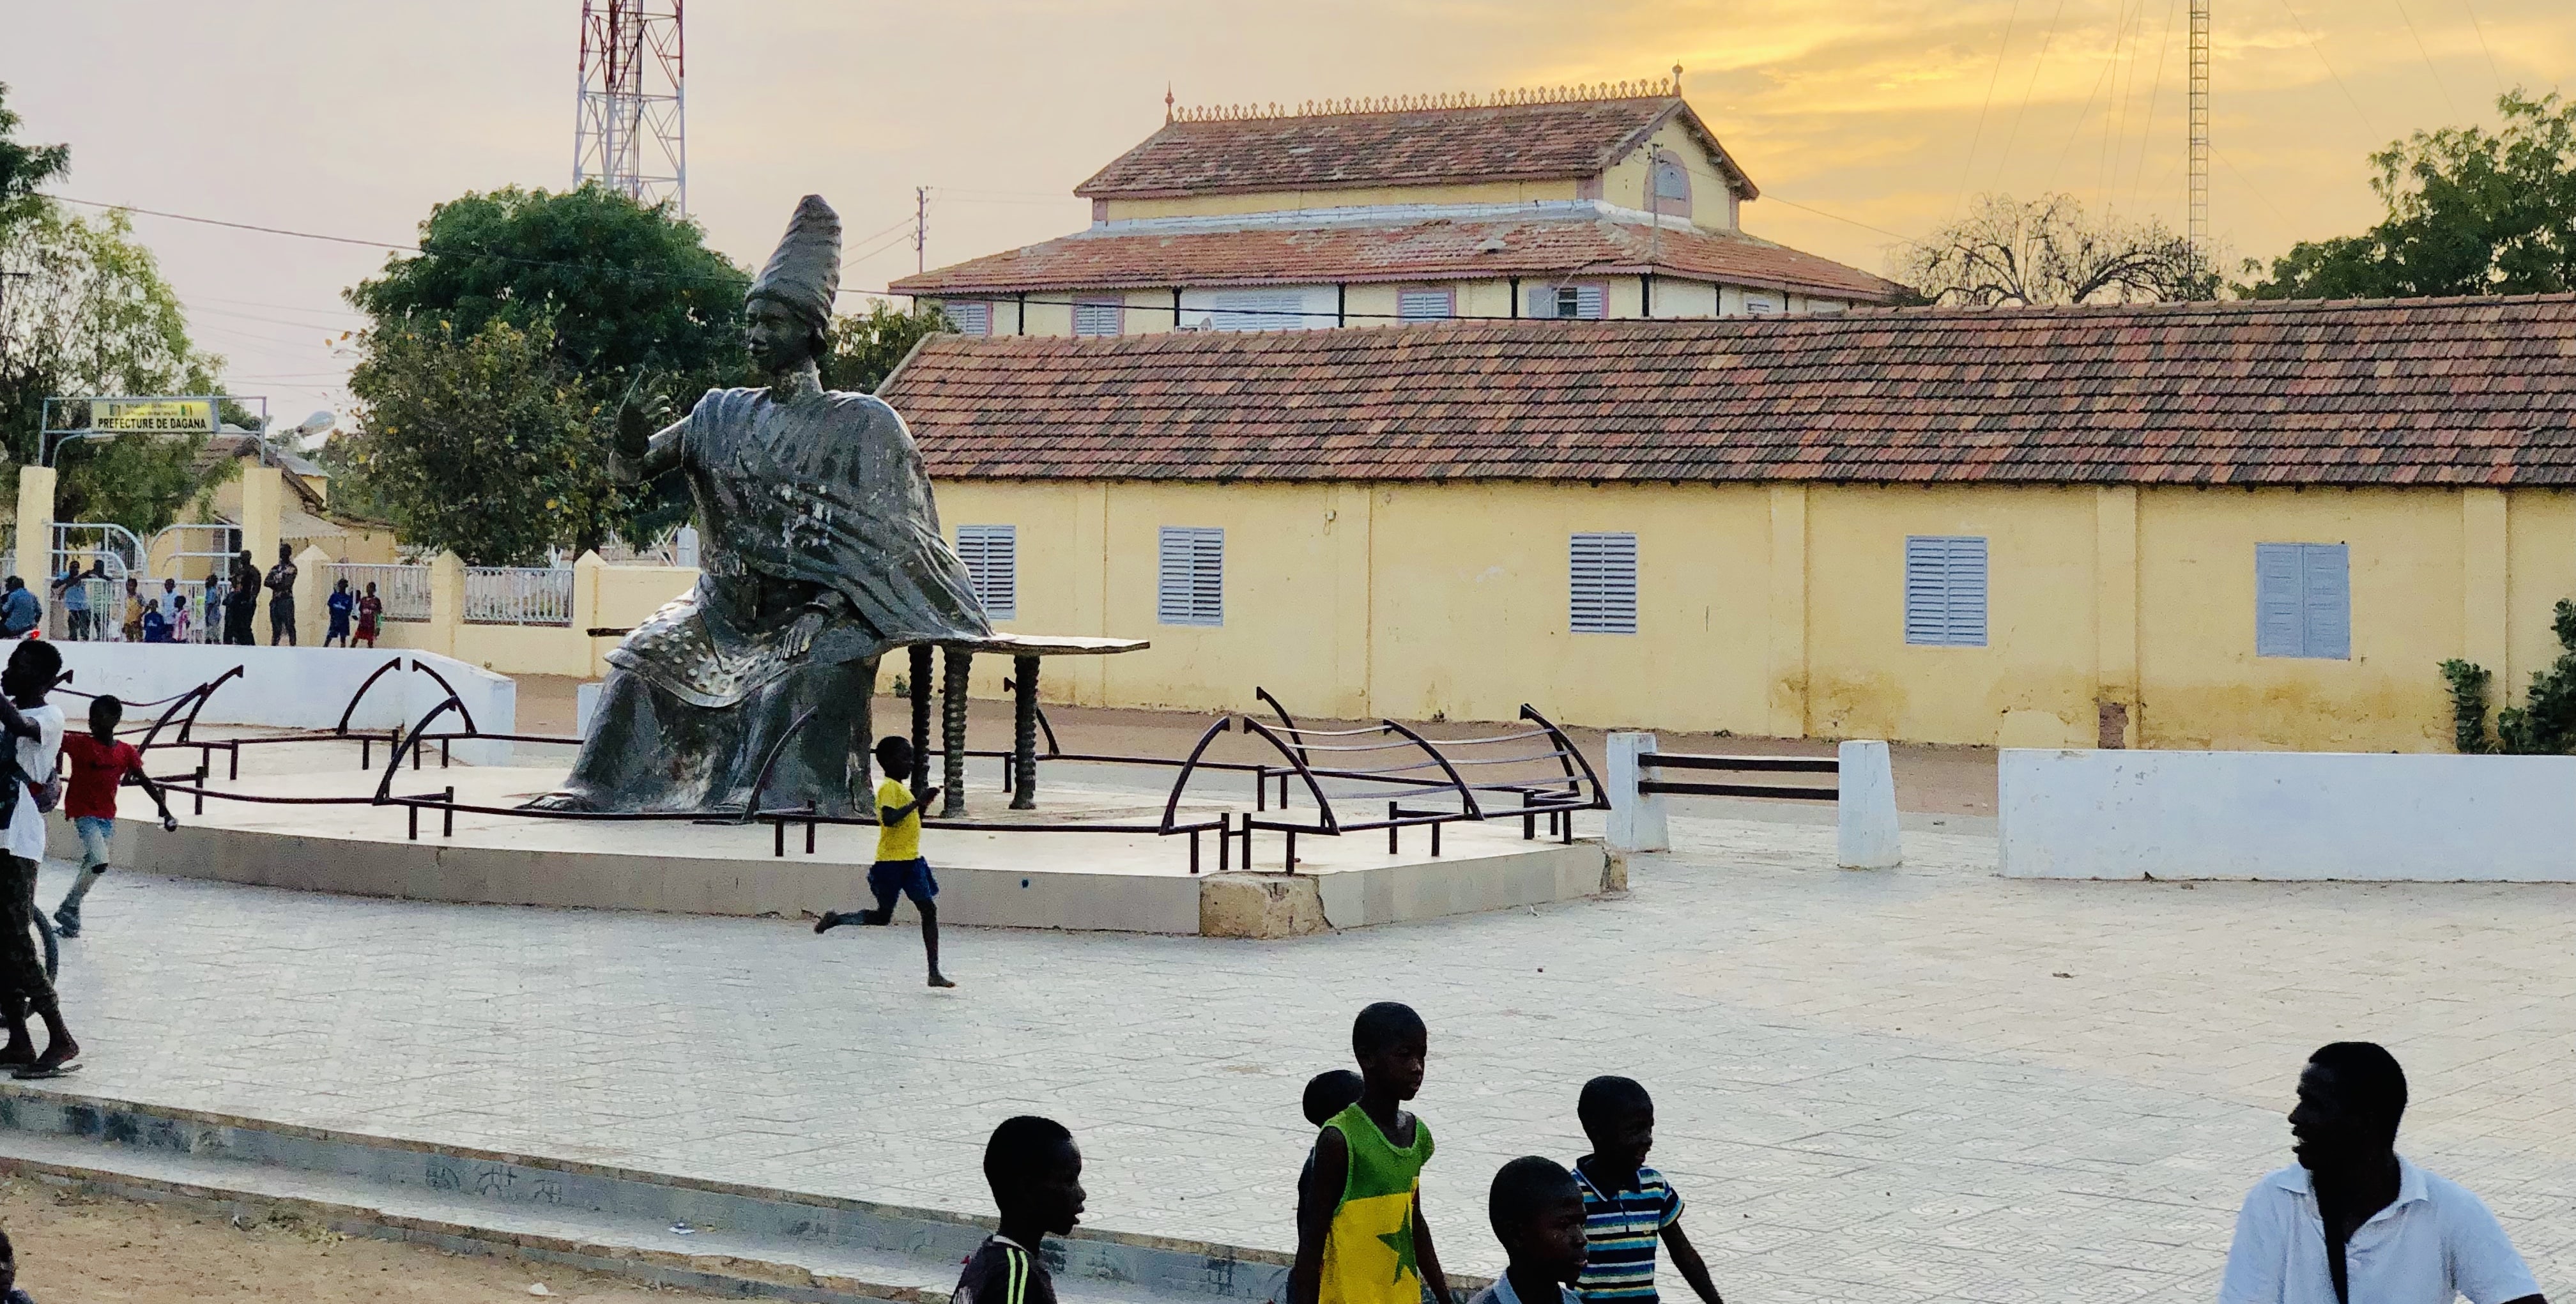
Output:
[52, 694, 178, 939]
[952, 1116, 1085, 1304]
[1291, 1001, 1452, 1304]
[813, 735, 953, 986]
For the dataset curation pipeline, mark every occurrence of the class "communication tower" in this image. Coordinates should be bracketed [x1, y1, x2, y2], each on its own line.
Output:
[2188, 0, 2210, 251]
[574, 1, 687, 214]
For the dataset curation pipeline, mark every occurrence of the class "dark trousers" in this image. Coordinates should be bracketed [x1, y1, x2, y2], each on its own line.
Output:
[0, 854, 56, 1016]
[224, 607, 256, 645]
[269, 596, 296, 645]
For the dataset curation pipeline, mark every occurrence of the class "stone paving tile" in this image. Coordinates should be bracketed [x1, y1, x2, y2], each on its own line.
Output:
[19, 809, 2576, 1304]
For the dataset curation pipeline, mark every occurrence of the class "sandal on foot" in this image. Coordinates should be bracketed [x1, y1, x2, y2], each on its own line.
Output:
[813, 912, 842, 934]
[13, 1061, 79, 1080]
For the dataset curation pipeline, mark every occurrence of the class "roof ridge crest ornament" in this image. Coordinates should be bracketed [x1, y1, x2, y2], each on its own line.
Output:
[1171, 75, 1677, 122]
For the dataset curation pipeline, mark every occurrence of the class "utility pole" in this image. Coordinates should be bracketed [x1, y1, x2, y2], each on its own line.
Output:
[2188, 0, 2211, 253]
[914, 186, 928, 275]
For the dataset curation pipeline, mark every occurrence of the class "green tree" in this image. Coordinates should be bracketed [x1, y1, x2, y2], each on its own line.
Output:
[0, 82, 67, 226]
[348, 184, 749, 398]
[341, 318, 607, 565]
[2243, 91, 2576, 300]
[346, 185, 751, 556]
[1894, 193, 2220, 305]
[0, 202, 231, 533]
[827, 300, 953, 393]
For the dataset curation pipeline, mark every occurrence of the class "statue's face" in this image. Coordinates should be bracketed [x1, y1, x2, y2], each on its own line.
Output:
[746, 296, 815, 374]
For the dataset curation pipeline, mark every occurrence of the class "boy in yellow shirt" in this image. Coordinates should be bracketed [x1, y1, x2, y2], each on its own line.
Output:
[815, 736, 954, 987]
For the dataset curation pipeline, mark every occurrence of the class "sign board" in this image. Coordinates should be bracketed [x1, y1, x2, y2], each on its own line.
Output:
[90, 399, 216, 433]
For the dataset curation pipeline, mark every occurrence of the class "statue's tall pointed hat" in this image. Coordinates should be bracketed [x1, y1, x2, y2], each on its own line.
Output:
[748, 194, 841, 326]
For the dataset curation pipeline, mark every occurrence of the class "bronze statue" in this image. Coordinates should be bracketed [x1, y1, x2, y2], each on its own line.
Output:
[529, 196, 990, 815]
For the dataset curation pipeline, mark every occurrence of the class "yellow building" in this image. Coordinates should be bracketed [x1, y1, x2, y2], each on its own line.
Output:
[878, 295, 2576, 753]
[887, 76, 1901, 337]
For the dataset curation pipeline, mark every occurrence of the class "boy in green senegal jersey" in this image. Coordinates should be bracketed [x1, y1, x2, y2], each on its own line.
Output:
[814, 736, 954, 987]
[1290, 1002, 1453, 1304]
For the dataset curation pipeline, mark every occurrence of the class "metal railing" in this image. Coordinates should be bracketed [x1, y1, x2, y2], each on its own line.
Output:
[328, 564, 431, 622]
[464, 567, 573, 626]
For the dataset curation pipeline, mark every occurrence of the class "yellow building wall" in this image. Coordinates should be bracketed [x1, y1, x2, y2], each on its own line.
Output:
[921, 478, 2576, 751]
[2133, 489, 2451, 750]
[1804, 486, 2104, 748]
[1101, 179, 1583, 223]
[1369, 482, 1774, 731]
[1596, 120, 1740, 232]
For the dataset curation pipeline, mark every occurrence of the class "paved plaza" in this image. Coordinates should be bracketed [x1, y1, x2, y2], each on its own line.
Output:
[26, 807, 2576, 1304]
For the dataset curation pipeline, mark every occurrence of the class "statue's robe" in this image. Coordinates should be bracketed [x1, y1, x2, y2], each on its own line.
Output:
[548, 383, 990, 815]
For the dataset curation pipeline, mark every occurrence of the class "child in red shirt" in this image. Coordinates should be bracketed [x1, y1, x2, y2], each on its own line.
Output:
[52, 695, 175, 939]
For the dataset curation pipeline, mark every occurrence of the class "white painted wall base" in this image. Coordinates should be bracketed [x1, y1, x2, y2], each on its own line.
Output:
[1835, 740, 1903, 868]
[49, 644, 517, 765]
[2000, 749, 2576, 881]
[1606, 732, 1668, 852]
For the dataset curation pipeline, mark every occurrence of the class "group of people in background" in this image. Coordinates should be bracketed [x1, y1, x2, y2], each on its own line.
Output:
[960, 1004, 2546, 1304]
[0, 545, 381, 647]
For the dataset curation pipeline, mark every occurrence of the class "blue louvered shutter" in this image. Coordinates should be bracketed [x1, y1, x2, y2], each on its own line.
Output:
[1158, 527, 1223, 626]
[1905, 536, 1988, 647]
[2303, 544, 2350, 660]
[2257, 543, 2311, 657]
[956, 525, 1016, 620]
[1570, 533, 1638, 634]
[1944, 537, 1988, 645]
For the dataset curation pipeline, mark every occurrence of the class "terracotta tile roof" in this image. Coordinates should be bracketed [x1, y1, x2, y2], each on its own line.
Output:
[887, 213, 1903, 303]
[1075, 96, 1755, 200]
[878, 296, 2576, 487]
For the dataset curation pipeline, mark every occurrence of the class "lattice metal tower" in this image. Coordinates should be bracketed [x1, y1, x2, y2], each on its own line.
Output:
[574, 1, 687, 213]
[2188, 0, 2210, 250]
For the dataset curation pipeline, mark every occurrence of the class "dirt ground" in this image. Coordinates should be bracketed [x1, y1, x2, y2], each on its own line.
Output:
[516, 675, 1998, 816]
[0, 1176, 729, 1303]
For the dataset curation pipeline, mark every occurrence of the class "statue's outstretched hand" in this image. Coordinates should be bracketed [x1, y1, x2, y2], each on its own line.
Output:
[783, 608, 826, 659]
[614, 401, 652, 463]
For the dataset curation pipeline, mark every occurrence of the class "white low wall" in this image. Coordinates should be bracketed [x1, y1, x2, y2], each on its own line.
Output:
[49, 643, 517, 765]
[1999, 749, 2576, 881]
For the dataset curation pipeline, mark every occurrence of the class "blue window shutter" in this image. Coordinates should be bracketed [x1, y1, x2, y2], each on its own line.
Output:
[1904, 537, 1946, 645]
[1575, 285, 1606, 319]
[956, 525, 1016, 620]
[2255, 543, 2306, 657]
[1159, 527, 1222, 626]
[1528, 286, 1556, 318]
[2303, 544, 2350, 660]
[1947, 537, 1988, 646]
[1570, 533, 1638, 634]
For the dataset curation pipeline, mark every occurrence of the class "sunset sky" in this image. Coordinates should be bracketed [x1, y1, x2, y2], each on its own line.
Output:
[4, 0, 2570, 418]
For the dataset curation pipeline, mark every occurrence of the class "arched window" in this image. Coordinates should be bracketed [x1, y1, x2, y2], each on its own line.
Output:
[1651, 150, 1692, 218]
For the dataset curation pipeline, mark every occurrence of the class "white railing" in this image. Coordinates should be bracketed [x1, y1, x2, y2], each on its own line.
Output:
[464, 566, 574, 626]
[329, 563, 432, 622]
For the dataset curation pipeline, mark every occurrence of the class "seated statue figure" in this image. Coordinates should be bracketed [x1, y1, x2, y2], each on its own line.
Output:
[528, 195, 990, 815]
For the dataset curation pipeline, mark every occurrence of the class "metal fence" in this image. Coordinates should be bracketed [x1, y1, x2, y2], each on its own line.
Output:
[328, 564, 432, 622]
[464, 567, 574, 626]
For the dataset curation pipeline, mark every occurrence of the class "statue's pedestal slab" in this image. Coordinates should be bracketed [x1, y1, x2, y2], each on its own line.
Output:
[119, 758, 1609, 937]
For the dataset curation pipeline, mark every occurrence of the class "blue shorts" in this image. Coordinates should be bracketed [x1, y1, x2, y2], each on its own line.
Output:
[867, 857, 938, 909]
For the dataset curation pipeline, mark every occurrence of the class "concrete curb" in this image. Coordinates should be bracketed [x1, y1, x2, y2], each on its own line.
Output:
[0, 1084, 1300, 1303]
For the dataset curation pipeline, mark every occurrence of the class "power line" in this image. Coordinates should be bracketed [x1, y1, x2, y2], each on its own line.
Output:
[1762, 195, 1920, 245]
[1957, 0, 2026, 211]
[2388, 0, 2460, 116]
[2458, 0, 2504, 93]
[1995, 0, 2073, 193]
[2274, 0, 2376, 134]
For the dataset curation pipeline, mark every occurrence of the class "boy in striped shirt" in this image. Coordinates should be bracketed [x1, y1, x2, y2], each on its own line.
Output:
[1571, 1077, 1724, 1304]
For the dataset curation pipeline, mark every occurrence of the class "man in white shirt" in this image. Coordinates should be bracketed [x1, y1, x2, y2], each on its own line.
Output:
[0, 640, 73, 1078]
[2221, 1042, 2544, 1304]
